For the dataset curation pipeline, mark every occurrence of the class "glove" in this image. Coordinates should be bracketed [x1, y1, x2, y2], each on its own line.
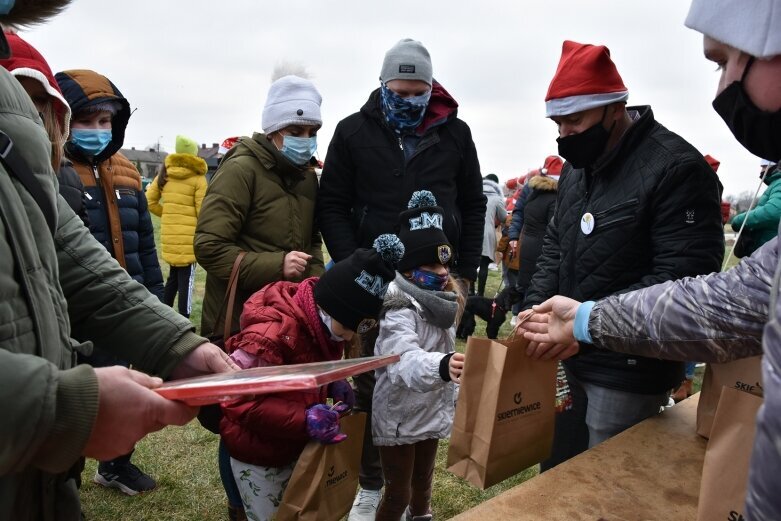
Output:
[306, 404, 347, 444]
[327, 379, 355, 409]
[731, 213, 746, 231]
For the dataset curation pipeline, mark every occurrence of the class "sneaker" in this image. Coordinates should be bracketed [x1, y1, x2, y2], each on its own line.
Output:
[94, 462, 156, 495]
[348, 488, 382, 521]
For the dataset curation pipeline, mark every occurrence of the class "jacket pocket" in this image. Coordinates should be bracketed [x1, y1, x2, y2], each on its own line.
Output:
[594, 214, 635, 233]
[592, 198, 639, 219]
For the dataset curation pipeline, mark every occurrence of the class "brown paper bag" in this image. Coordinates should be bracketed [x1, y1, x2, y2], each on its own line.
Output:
[696, 386, 763, 521]
[446, 335, 557, 489]
[276, 412, 366, 521]
[696, 356, 763, 438]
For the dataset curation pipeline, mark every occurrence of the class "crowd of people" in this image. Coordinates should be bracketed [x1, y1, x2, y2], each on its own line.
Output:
[0, 0, 779, 520]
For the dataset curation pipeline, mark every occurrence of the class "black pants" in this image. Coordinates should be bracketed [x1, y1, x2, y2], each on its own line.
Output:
[354, 333, 385, 491]
[476, 255, 493, 296]
[163, 264, 195, 318]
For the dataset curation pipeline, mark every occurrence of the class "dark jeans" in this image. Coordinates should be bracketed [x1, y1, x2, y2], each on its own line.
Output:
[219, 438, 243, 509]
[376, 439, 439, 521]
[476, 255, 493, 296]
[505, 269, 523, 314]
[163, 264, 196, 318]
[354, 369, 384, 491]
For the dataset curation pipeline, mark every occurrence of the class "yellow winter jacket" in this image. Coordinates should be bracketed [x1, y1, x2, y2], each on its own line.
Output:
[147, 153, 208, 266]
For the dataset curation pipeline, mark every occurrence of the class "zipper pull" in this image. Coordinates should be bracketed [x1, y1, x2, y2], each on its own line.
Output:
[398, 137, 404, 151]
[92, 165, 100, 179]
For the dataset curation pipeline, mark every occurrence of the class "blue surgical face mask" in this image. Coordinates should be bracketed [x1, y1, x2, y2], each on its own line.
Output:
[380, 84, 431, 134]
[409, 268, 449, 291]
[71, 129, 112, 157]
[280, 135, 317, 166]
[318, 308, 345, 342]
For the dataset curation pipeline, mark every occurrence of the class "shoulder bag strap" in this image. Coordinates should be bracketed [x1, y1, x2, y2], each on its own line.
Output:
[222, 251, 247, 343]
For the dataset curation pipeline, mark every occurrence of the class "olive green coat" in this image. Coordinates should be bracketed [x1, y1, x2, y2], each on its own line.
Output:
[0, 68, 204, 521]
[195, 133, 324, 337]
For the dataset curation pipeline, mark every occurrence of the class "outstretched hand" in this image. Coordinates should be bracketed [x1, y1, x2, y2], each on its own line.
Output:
[514, 296, 583, 360]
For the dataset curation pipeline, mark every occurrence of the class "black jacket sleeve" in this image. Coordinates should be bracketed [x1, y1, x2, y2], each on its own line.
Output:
[317, 123, 360, 262]
[453, 123, 486, 281]
[522, 202, 562, 310]
[508, 184, 532, 240]
[622, 158, 724, 293]
[137, 189, 165, 300]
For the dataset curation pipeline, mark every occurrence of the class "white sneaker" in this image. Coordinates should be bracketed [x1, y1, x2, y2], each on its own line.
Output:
[510, 315, 518, 328]
[488, 262, 499, 271]
[348, 488, 382, 521]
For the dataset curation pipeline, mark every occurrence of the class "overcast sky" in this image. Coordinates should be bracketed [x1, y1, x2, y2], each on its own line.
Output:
[23, 0, 767, 197]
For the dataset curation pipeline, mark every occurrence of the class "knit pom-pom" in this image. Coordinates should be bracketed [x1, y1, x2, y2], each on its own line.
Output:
[408, 190, 437, 209]
[373, 234, 405, 265]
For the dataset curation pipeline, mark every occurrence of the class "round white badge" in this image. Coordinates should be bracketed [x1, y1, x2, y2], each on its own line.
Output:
[581, 212, 595, 235]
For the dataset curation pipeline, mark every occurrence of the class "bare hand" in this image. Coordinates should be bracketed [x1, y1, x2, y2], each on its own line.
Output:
[83, 367, 197, 460]
[509, 240, 518, 255]
[170, 342, 240, 380]
[517, 296, 583, 360]
[283, 251, 312, 281]
[449, 352, 465, 384]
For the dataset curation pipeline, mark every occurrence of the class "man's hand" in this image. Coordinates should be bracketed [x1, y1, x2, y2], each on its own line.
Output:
[517, 296, 583, 360]
[449, 352, 465, 384]
[170, 343, 240, 380]
[283, 251, 312, 281]
[509, 240, 518, 256]
[83, 367, 198, 460]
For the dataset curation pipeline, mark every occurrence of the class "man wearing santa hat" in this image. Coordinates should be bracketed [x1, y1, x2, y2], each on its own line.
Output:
[520, 40, 725, 469]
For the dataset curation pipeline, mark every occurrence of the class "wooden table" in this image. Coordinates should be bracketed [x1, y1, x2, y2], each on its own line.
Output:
[452, 394, 705, 521]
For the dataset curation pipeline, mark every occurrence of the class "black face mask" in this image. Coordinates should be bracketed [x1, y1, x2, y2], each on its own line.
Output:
[556, 107, 613, 169]
[713, 57, 781, 162]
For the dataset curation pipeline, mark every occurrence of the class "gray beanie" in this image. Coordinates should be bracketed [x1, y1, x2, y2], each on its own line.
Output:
[261, 75, 322, 134]
[380, 38, 433, 85]
[685, 0, 781, 59]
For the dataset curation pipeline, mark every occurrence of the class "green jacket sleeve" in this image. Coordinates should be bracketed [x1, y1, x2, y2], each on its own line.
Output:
[743, 179, 781, 230]
[0, 351, 98, 475]
[54, 199, 205, 378]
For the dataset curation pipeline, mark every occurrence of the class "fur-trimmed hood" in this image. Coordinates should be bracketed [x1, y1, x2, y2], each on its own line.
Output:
[165, 152, 208, 179]
[529, 174, 558, 192]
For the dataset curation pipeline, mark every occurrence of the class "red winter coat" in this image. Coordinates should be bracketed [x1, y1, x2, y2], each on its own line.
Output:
[220, 277, 345, 467]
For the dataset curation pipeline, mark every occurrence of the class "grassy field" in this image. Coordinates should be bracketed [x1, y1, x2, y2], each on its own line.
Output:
[80, 219, 716, 519]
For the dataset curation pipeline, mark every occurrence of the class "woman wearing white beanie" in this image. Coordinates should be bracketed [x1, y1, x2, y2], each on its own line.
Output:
[193, 74, 325, 520]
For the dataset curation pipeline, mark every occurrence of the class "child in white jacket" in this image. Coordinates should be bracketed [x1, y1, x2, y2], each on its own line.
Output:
[372, 191, 465, 521]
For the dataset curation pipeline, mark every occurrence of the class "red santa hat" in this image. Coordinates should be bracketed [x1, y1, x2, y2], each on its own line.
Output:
[541, 155, 564, 176]
[0, 32, 71, 141]
[218, 136, 239, 155]
[545, 40, 628, 117]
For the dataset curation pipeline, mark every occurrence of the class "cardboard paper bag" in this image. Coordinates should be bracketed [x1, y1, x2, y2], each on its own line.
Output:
[696, 386, 763, 521]
[696, 356, 762, 438]
[446, 335, 557, 489]
[276, 412, 366, 521]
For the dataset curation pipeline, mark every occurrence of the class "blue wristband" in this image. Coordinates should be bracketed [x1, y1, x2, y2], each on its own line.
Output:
[573, 301, 596, 344]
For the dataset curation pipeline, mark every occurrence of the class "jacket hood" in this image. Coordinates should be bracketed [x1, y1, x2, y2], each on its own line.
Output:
[165, 152, 208, 178]
[529, 174, 559, 191]
[360, 80, 459, 136]
[763, 165, 781, 186]
[56, 69, 131, 163]
[482, 178, 503, 197]
[0, 32, 71, 141]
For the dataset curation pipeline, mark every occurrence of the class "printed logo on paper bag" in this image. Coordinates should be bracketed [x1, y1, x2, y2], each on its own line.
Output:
[734, 380, 763, 395]
[496, 390, 541, 422]
[325, 464, 348, 489]
[728, 510, 746, 521]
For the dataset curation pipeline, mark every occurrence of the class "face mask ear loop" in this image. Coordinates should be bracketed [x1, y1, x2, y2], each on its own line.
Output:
[741, 56, 756, 82]
[723, 161, 770, 270]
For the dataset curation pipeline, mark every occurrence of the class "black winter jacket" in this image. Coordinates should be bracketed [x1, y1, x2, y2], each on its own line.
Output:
[516, 175, 558, 294]
[56, 160, 88, 225]
[524, 106, 724, 394]
[317, 83, 486, 281]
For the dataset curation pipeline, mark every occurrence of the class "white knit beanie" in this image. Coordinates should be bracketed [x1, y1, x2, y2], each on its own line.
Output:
[261, 75, 322, 134]
[685, 0, 781, 59]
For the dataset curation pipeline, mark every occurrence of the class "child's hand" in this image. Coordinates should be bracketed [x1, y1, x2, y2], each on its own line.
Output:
[305, 404, 347, 444]
[449, 352, 465, 384]
[327, 379, 355, 409]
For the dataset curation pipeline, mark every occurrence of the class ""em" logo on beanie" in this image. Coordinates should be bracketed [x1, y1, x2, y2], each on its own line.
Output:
[409, 211, 443, 231]
[355, 271, 390, 298]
